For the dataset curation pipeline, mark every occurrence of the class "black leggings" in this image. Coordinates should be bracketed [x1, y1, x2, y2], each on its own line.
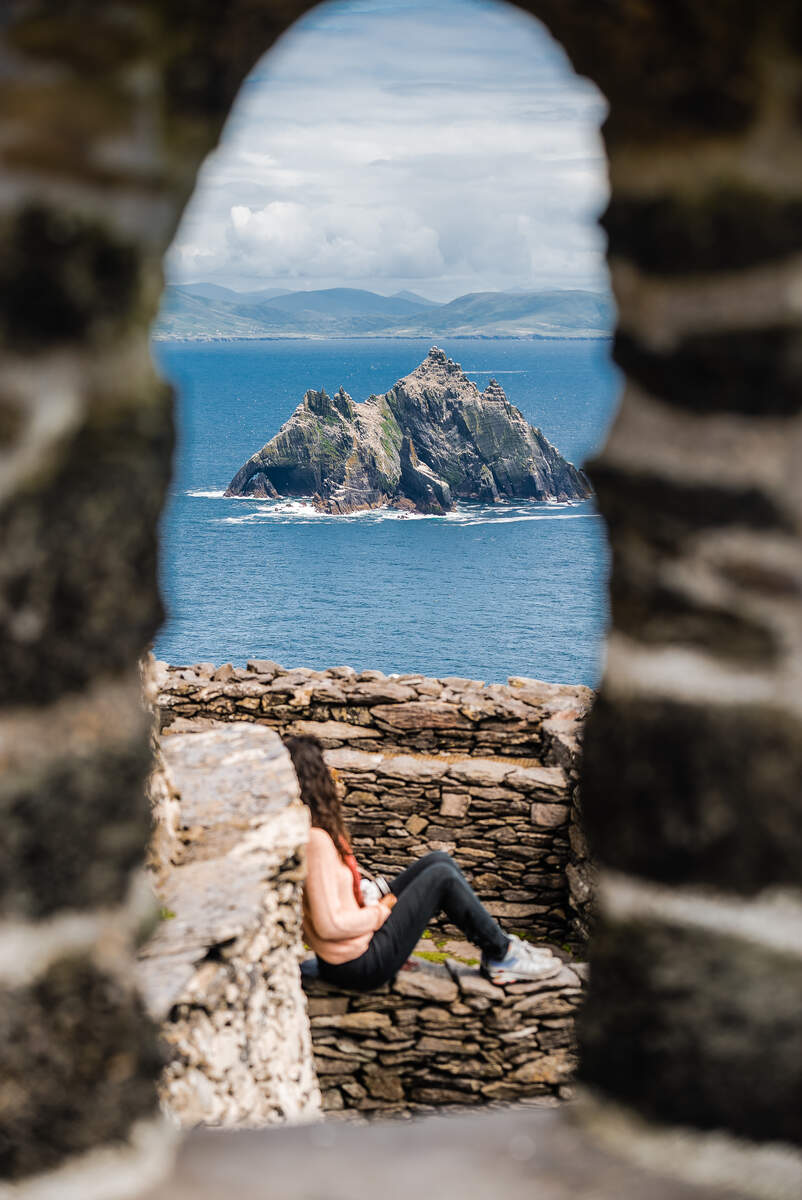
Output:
[316, 851, 510, 991]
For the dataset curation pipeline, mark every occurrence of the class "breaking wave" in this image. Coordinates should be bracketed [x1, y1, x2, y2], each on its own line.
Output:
[185, 487, 597, 528]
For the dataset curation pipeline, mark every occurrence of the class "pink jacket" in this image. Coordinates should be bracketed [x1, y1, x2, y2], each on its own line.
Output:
[303, 827, 389, 964]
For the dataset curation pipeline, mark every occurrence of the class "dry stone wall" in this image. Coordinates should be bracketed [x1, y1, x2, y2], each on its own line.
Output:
[302, 953, 586, 1116]
[328, 748, 571, 944]
[137, 722, 321, 1127]
[154, 660, 588, 762]
[147, 666, 592, 1124]
[155, 661, 594, 944]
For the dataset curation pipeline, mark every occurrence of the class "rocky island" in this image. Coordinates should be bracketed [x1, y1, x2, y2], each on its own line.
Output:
[225, 347, 592, 514]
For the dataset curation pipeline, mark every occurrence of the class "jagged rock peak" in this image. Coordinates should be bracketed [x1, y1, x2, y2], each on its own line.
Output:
[482, 379, 507, 403]
[304, 385, 354, 419]
[423, 346, 461, 373]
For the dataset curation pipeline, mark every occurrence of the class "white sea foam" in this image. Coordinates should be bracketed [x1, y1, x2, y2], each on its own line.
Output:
[457, 512, 595, 526]
[186, 488, 227, 498]
[218, 500, 444, 525]
[213, 495, 595, 528]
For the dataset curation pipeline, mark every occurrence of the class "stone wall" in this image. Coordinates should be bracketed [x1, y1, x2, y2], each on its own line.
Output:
[140, 711, 588, 1125]
[156, 661, 588, 762]
[137, 722, 321, 1127]
[156, 661, 593, 945]
[328, 747, 571, 944]
[302, 953, 585, 1116]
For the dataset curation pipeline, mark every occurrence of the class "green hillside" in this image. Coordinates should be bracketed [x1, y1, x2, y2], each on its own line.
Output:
[153, 283, 614, 340]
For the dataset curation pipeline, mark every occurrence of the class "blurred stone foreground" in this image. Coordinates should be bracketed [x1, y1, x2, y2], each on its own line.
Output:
[1, 1, 802, 1199]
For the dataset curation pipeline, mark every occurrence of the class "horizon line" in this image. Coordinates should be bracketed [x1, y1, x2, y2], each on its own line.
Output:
[165, 280, 612, 304]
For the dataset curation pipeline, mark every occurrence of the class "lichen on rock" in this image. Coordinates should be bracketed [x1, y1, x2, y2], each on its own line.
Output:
[225, 347, 591, 514]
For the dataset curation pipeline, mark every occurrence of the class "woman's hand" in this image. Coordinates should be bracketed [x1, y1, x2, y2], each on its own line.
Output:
[380, 893, 397, 911]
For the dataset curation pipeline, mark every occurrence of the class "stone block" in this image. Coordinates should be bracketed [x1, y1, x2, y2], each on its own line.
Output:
[510, 1050, 576, 1084]
[440, 793, 470, 818]
[405, 815, 429, 835]
[370, 702, 474, 730]
[531, 803, 570, 828]
[325, 748, 384, 772]
[246, 659, 281, 676]
[506, 766, 568, 794]
[289, 720, 378, 743]
[307, 684, 347, 704]
[447, 760, 512, 787]
[382, 755, 447, 782]
[393, 960, 458, 1003]
[311, 1011, 392, 1032]
[512, 994, 578, 1018]
[305, 997, 351, 1017]
[349, 683, 418, 704]
[451, 968, 502, 1001]
[363, 1067, 405, 1101]
[316, 1058, 362, 1076]
[416, 1036, 475, 1055]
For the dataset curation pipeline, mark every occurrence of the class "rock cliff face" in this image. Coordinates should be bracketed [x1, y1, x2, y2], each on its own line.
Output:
[225, 348, 592, 514]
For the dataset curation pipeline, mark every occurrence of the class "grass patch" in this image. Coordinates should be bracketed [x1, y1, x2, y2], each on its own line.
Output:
[421, 928, 450, 951]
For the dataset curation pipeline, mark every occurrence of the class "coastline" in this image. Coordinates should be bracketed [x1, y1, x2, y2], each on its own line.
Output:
[151, 332, 614, 344]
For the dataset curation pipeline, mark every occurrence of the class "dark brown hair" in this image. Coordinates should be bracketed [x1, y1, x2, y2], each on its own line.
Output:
[284, 735, 350, 858]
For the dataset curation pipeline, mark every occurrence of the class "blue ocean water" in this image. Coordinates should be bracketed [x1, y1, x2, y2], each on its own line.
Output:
[152, 338, 621, 686]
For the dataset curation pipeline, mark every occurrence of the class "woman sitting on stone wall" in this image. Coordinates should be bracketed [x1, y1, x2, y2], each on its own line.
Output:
[285, 735, 561, 991]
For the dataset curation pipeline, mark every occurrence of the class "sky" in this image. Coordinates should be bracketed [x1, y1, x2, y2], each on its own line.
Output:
[166, 0, 610, 301]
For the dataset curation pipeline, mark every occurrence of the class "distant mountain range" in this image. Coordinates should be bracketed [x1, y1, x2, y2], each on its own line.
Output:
[153, 284, 614, 341]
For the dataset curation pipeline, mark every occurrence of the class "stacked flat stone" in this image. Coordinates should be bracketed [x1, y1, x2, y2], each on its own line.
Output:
[156, 661, 593, 944]
[138, 723, 321, 1127]
[156, 661, 589, 762]
[302, 954, 585, 1116]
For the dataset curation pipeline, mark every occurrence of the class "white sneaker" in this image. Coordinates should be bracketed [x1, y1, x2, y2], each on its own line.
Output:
[482, 935, 563, 985]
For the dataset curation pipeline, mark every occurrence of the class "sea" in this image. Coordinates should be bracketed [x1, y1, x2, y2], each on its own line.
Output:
[151, 338, 621, 688]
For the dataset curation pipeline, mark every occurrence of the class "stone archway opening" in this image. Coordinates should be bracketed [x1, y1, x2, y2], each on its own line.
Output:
[151, 0, 618, 694]
[145, 0, 616, 1126]
[2, 1, 800, 1196]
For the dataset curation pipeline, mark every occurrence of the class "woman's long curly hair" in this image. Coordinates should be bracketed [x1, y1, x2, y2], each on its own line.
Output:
[284, 735, 351, 858]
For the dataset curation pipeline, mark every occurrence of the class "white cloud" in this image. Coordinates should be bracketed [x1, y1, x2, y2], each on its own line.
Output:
[165, 0, 610, 298]
[227, 201, 444, 279]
